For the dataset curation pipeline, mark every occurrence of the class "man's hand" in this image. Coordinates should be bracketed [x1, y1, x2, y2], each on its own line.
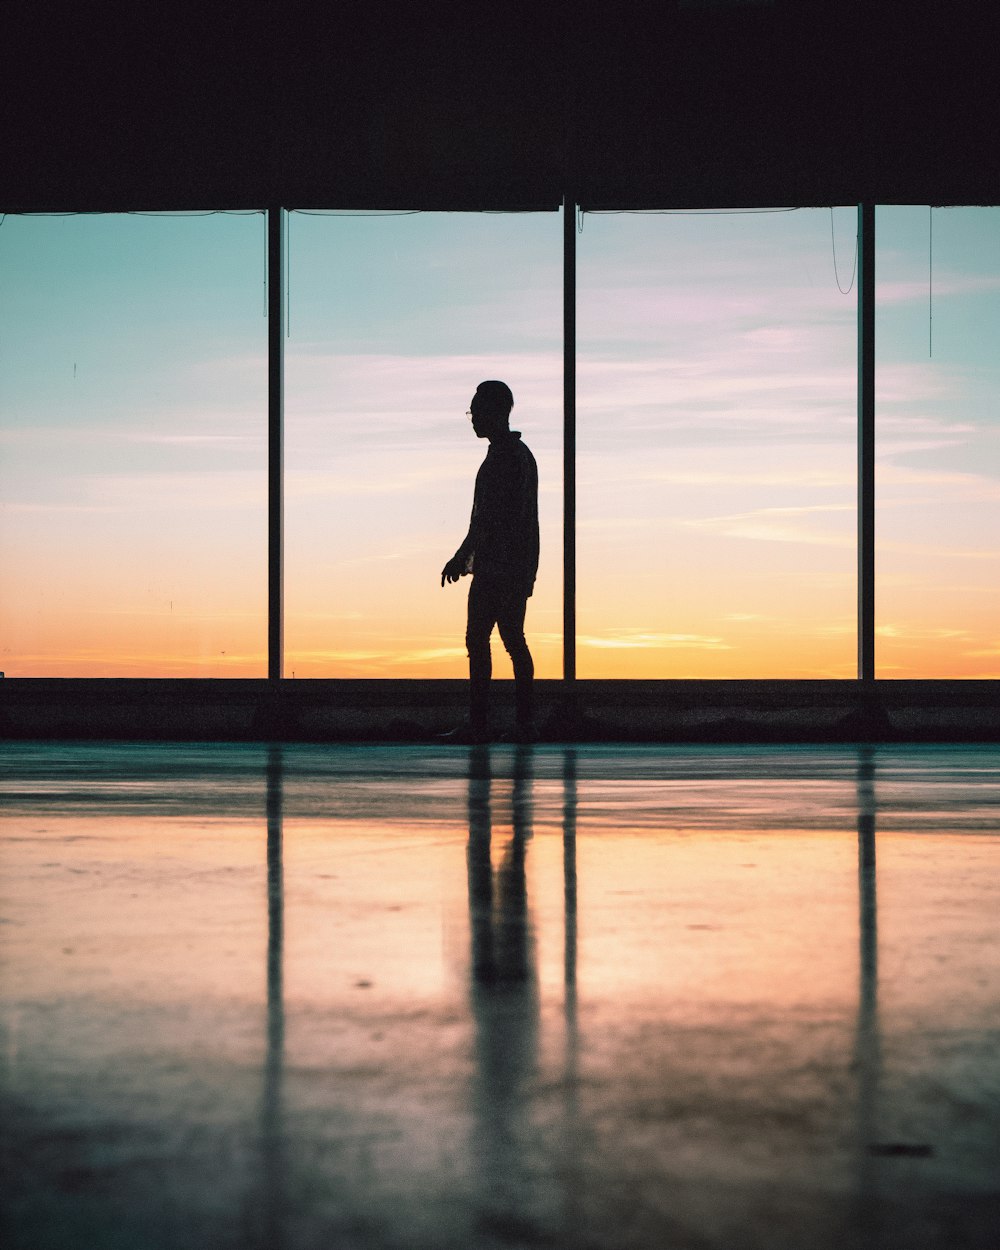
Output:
[441, 555, 466, 587]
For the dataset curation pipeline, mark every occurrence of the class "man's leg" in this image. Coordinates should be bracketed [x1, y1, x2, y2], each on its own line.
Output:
[496, 592, 534, 732]
[466, 578, 497, 735]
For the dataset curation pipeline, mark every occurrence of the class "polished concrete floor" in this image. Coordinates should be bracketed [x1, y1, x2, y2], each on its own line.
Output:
[1, 742, 998, 1249]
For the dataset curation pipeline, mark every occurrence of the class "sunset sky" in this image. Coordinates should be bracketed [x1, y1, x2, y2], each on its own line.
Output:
[1, 205, 997, 678]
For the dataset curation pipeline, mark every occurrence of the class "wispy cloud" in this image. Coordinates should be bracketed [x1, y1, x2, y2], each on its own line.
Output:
[3, 501, 121, 514]
[876, 273, 1000, 305]
[581, 631, 731, 650]
[577, 354, 855, 429]
[0, 422, 263, 450]
[285, 349, 562, 436]
[285, 644, 468, 670]
[123, 432, 256, 447]
[286, 462, 470, 500]
[875, 466, 1000, 506]
[645, 466, 855, 487]
[62, 471, 265, 512]
[877, 539, 999, 560]
[876, 624, 973, 641]
[683, 503, 855, 547]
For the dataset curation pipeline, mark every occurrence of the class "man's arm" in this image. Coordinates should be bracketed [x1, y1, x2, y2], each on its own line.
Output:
[442, 460, 486, 586]
[441, 513, 477, 587]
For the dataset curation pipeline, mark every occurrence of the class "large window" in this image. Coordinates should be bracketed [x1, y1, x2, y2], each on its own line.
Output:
[875, 206, 1000, 677]
[3, 205, 996, 682]
[0, 213, 267, 676]
[284, 211, 563, 678]
[577, 209, 858, 677]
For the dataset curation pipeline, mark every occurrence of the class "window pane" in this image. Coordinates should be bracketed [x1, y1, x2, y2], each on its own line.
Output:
[0, 213, 267, 676]
[285, 211, 562, 678]
[577, 209, 858, 677]
[876, 206, 1000, 677]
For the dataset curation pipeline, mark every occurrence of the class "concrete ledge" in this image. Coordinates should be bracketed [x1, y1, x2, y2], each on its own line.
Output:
[1, 679, 998, 742]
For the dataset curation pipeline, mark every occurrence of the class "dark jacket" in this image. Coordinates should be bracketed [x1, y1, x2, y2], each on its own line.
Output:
[455, 431, 539, 597]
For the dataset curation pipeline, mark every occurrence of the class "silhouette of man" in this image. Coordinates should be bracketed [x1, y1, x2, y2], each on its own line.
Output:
[441, 381, 539, 743]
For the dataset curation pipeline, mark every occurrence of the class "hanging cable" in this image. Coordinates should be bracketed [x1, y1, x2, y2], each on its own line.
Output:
[582, 207, 802, 217]
[830, 207, 858, 295]
[0, 209, 263, 219]
[929, 205, 933, 358]
[291, 209, 422, 217]
[263, 213, 268, 318]
[125, 210, 263, 217]
[5, 209, 262, 217]
[292, 208, 556, 217]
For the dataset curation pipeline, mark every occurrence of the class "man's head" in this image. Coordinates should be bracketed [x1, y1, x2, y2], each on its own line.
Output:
[469, 380, 514, 439]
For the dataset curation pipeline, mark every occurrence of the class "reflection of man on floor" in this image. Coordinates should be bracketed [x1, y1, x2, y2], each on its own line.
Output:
[441, 381, 539, 743]
[466, 744, 541, 1221]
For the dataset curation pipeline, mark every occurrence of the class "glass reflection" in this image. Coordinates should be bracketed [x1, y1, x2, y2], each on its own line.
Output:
[6, 742, 999, 1250]
[464, 745, 583, 1233]
[563, 747, 578, 1013]
[560, 748, 581, 1235]
[466, 746, 538, 984]
[854, 745, 880, 1231]
[259, 744, 285, 1249]
[467, 744, 538, 1224]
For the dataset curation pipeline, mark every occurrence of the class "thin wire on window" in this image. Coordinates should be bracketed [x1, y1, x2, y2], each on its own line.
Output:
[581, 206, 860, 297]
[582, 207, 802, 216]
[830, 207, 858, 295]
[291, 209, 423, 217]
[290, 209, 551, 216]
[126, 210, 263, 217]
[0, 210, 264, 217]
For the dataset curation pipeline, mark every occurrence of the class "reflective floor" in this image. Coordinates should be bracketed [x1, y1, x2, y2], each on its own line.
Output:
[2, 742, 999, 1249]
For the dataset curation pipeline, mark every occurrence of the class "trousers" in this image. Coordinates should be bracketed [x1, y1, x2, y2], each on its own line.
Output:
[466, 576, 534, 728]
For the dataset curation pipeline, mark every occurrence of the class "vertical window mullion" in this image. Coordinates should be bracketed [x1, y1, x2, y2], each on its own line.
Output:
[268, 205, 285, 681]
[858, 203, 876, 683]
[563, 196, 577, 686]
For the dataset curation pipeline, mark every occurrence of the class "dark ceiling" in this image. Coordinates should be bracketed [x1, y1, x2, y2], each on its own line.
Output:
[4, 0, 999, 212]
